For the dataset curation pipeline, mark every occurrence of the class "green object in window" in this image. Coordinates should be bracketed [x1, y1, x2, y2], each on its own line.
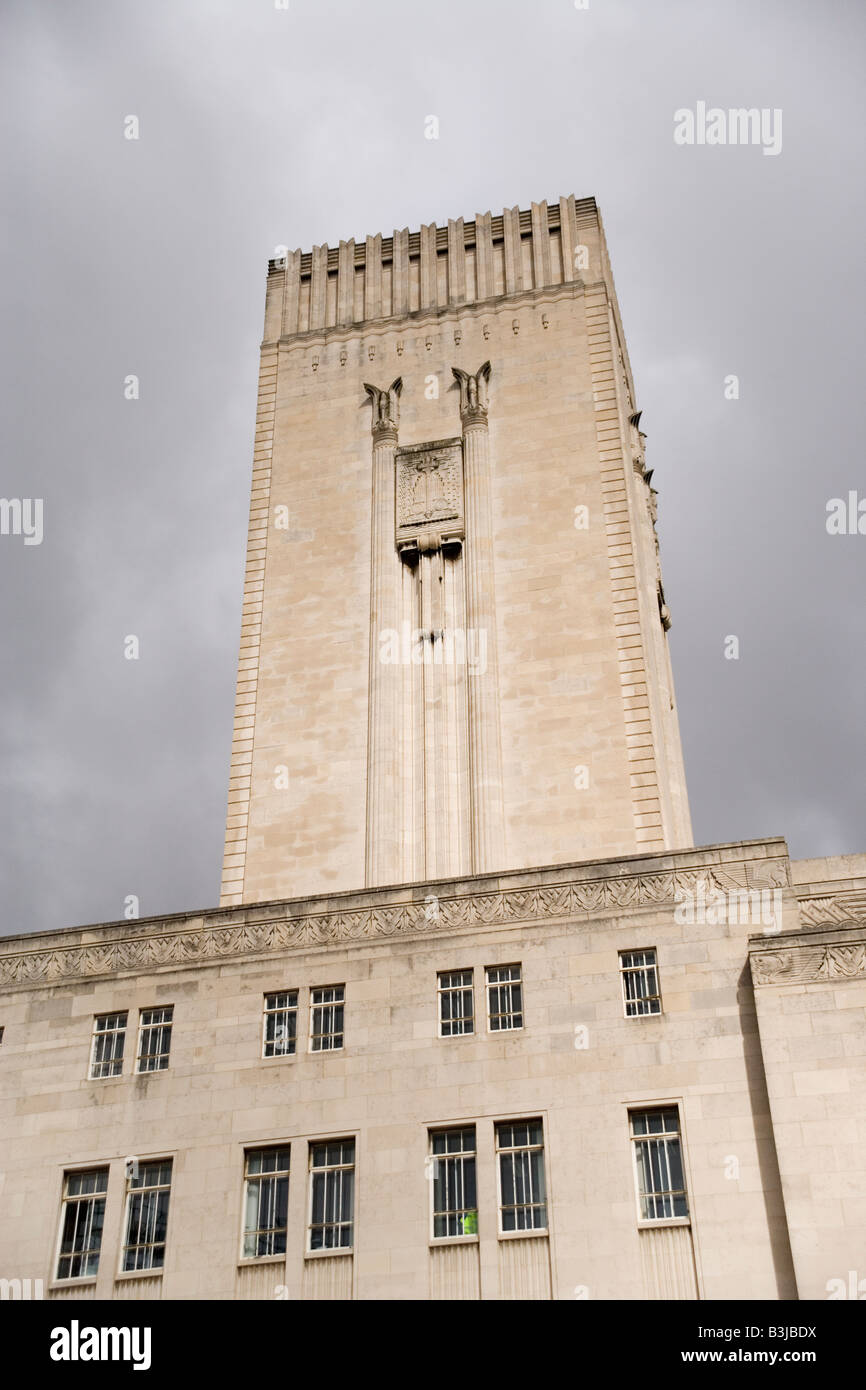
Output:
[462, 1209, 478, 1235]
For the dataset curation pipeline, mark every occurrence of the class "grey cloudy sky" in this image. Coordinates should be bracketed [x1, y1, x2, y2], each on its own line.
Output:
[1, 0, 864, 938]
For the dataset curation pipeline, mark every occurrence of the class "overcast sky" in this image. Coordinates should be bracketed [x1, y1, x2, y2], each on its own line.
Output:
[1, 0, 864, 939]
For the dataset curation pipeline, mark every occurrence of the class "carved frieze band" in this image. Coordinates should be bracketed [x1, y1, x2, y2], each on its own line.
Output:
[751, 940, 866, 987]
[795, 890, 866, 927]
[0, 859, 790, 990]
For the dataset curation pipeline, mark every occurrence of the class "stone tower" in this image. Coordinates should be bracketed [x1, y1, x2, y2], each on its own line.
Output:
[220, 197, 692, 908]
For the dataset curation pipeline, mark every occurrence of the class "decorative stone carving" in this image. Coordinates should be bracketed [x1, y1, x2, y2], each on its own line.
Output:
[363, 376, 402, 438]
[751, 938, 866, 986]
[797, 890, 866, 926]
[0, 858, 793, 989]
[452, 361, 491, 426]
[395, 438, 464, 559]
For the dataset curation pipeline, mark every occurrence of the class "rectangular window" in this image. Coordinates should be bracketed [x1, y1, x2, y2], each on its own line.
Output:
[243, 1148, 290, 1258]
[309, 1140, 354, 1250]
[136, 1006, 173, 1072]
[90, 1012, 127, 1079]
[496, 1120, 547, 1233]
[310, 986, 344, 1052]
[56, 1169, 108, 1280]
[430, 1128, 477, 1238]
[620, 949, 662, 1017]
[630, 1107, 689, 1221]
[438, 970, 474, 1037]
[486, 964, 523, 1031]
[263, 992, 298, 1058]
[122, 1159, 173, 1271]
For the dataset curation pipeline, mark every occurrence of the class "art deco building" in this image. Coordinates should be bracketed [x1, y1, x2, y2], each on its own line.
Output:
[1, 198, 864, 1302]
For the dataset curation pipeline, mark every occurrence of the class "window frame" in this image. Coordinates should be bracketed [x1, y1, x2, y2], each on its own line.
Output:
[619, 949, 662, 1018]
[428, 1126, 478, 1242]
[54, 1167, 109, 1282]
[120, 1158, 173, 1273]
[135, 1006, 174, 1074]
[437, 968, 475, 1038]
[307, 1138, 355, 1253]
[628, 1105, 691, 1227]
[240, 1145, 291, 1261]
[89, 1011, 128, 1080]
[485, 963, 524, 1033]
[495, 1119, 548, 1236]
[262, 991, 299, 1060]
[309, 985, 345, 1053]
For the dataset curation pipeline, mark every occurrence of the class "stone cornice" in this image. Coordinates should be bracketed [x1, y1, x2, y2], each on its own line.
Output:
[0, 842, 791, 992]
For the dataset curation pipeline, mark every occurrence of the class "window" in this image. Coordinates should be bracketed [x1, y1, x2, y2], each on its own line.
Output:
[0, 1026, 4, 1044]
[263, 992, 298, 1058]
[136, 1006, 173, 1072]
[122, 1159, 173, 1271]
[243, 1148, 290, 1258]
[438, 970, 474, 1037]
[56, 1169, 108, 1279]
[486, 964, 523, 1031]
[496, 1120, 547, 1233]
[630, 1107, 689, 1221]
[309, 1140, 354, 1250]
[90, 1012, 127, 1079]
[430, 1128, 477, 1238]
[310, 986, 344, 1052]
[620, 949, 662, 1017]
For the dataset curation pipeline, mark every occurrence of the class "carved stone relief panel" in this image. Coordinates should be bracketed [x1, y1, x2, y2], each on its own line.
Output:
[395, 437, 464, 556]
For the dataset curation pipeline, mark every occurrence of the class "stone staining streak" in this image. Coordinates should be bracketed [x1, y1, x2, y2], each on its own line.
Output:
[453, 362, 505, 874]
[364, 378, 404, 887]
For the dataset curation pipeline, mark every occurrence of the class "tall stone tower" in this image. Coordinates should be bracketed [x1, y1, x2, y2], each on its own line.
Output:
[220, 197, 692, 908]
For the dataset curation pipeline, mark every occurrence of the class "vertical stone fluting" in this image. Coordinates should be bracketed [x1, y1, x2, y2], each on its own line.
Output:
[364, 378, 403, 886]
[453, 362, 505, 874]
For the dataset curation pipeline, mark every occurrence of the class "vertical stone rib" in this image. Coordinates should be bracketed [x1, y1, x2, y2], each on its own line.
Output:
[364, 380, 403, 886]
[530, 200, 551, 289]
[475, 212, 494, 301]
[309, 244, 328, 329]
[559, 196, 576, 284]
[447, 218, 466, 304]
[365, 234, 382, 322]
[337, 240, 354, 326]
[393, 228, 410, 317]
[503, 206, 523, 294]
[281, 249, 302, 337]
[453, 362, 505, 873]
[420, 223, 437, 309]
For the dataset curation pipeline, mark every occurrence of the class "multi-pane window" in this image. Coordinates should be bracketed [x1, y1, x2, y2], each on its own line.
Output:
[309, 1140, 355, 1250]
[263, 992, 298, 1058]
[496, 1120, 547, 1232]
[430, 1128, 477, 1238]
[56, 1169, 108, 1279]
[438, 970, 474, 1037]
[136, 1006, 173, 1072]
[620, 949, 662, 1017]
[122, 1159, 173, 1271]
[630, 1107, 689, 1221]
[90, 1012, 127, 1079]
[486, 964, 523, 1031]
[310, 986, 344, 1052]
[243, 1148, 290, 1258]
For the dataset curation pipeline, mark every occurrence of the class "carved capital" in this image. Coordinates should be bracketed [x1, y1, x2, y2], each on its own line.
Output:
[364, 376, 402, 439]
[452, 361, 491, 426]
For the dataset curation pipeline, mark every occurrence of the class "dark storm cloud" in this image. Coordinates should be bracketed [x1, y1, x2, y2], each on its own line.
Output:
[1, 0, 863, 936]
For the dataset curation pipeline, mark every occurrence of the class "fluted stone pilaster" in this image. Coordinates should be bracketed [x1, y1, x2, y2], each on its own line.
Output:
[364, 379, 403, 886]
[452, 363, 505, 873]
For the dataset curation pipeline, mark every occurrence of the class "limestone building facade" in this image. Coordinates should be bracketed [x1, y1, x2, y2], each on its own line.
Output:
[0, 198, 863, 1302]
